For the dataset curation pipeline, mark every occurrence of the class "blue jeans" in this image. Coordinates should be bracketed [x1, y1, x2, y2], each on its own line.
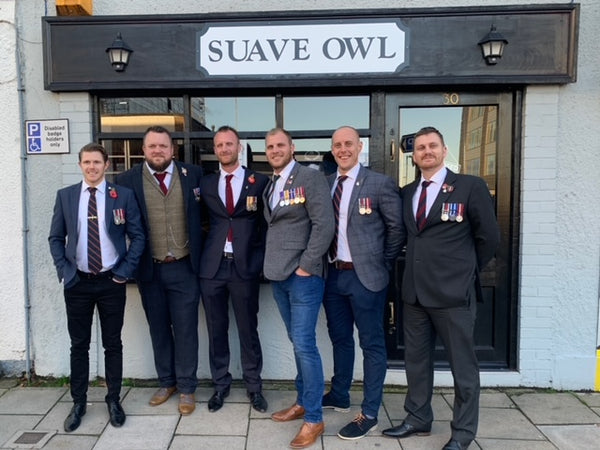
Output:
[271, 273, 325, 423]
[323, 267, 388, 418]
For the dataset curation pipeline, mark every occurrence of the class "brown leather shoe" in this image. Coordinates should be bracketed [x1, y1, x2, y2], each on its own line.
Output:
[149, 386, 177, 406]
[271, 403, 305, 422]
[178, 393, 196, 415]
[290, 421, 325, 449]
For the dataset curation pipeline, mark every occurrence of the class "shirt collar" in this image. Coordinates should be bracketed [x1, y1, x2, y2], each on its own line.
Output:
[420, 166, 447, 186]
[336, 163, 361, 182]
[275, 159, 296, 182]
[220, 164, 244, 180]
[82, 179, 106, 194]
[145, 160, 174, 176]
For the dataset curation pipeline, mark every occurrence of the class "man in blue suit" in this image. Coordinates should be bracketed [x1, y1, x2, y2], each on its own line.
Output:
[199, 126, 269, 413]
[49, 143, 145, 432]
[322, 126, 405, 440]
[115, 126, 203, 415]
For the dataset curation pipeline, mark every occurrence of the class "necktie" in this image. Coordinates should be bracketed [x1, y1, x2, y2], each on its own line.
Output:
[329, 175, 348, 261]
[87, 187, 102, 274]
[267, 174, 280, 210]
[154, 172, 168, 195]
[225, 174, 234, 242]
[416, 180, 432, 231]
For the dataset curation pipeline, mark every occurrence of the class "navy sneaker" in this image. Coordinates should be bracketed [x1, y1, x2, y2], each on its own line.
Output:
[322, 391, 350, 412]
[338, 412, 377, 440]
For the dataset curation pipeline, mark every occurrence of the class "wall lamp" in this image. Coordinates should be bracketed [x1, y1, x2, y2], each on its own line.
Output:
[478, 25, 508, 65]
[106, 33, 133, 72]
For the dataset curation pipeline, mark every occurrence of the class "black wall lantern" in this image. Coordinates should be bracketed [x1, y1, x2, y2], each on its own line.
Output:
[105, 33, 133, 72]
[478, 25, 508, 65]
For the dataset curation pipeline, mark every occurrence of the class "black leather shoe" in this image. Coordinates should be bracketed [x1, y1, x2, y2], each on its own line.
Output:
[64, 403, 86, 432]
[106, 400, 126, 427]
[382, 421, 431, 438]
[442, 439, 466, 450]
[248, 391, 268, 413]
[208, 389, 229, 412]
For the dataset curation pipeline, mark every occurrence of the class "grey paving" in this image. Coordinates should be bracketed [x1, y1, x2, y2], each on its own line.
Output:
[0, 384, 599, 449]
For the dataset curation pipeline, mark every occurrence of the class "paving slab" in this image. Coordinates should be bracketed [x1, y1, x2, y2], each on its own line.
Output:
[575, 392, 600, 408]
[177, 402, 249, 435]
[479, 392, 515, 408]
[37, 433, 97, 450]
[0, 415, 43, 447]
[478, 407, 546, 440]
[511, 393, 600, 425]
[475, 438, 556, 449]
[35, 401, 109, 436]
[169, 435, 246, 450]
[122, 388, 182, 415]
[322, 434, 402, 448]
[322, 405, 391, 437]
[93, 415, 179, 450]
[246, 417, 319, 450]
[382, 421, 451, 450]
[538, 424, 600, 450]
[0, 388, 65, 415]
[262, 389, 298, 414]
[60, 386, 131, 403]
[382, 393, 452, 421]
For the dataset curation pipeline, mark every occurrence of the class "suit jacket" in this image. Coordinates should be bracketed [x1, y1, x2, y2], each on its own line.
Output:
[263, 162, 335, 281]
[48, 181, 146, 289]
[115, 160, 203, 281]
[328, 165, 405, 292]
[401, 170, 500, 308]
[199, 168, 269, 280]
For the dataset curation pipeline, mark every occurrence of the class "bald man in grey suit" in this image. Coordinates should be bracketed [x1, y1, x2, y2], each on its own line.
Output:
[263, 128, 334, 450]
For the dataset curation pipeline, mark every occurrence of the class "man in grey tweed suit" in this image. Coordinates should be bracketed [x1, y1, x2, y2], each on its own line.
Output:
[322, 126, 405, 440]
[263, 128, 334, 449]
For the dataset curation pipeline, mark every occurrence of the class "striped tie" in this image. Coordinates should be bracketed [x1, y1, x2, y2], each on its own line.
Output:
[329, 175, 348, 261]
[225, 174, 234, 242]
[87, 187, 102, 274]
[416, 180, 431, 231]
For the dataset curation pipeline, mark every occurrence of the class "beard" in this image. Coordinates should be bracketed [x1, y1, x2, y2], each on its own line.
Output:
[146, 158, 172, 173]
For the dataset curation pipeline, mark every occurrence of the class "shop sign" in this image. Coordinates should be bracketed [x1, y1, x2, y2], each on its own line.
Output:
[25, 119, 70, 154]
[198, 20, 407, 76]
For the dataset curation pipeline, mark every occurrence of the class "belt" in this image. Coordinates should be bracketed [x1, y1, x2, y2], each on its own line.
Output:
[223, 252, 234, 260]
[152, 255, 189, 264]
[332, 260, 354, 270]
[77, 270, 113, 280]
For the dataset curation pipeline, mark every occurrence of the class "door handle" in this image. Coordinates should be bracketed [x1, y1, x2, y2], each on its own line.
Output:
[388, 301, 395, 325]
[390, 139, 396, 162]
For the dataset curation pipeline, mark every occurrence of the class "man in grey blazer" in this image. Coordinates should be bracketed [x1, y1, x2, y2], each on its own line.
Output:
[322, 126, 405, 440]
[382, 127, 500, 450]
[263, 128, 334, 449]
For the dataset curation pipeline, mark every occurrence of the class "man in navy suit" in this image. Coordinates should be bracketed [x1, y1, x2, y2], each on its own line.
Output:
[49, 143, 145, 432]
[199, 126, 269, 413]
[382, 127, 500, 450]
[115, 126, 203, 415]
[322, 126, 405, 440]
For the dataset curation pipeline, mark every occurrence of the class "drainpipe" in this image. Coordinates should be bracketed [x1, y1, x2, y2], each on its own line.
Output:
[15, 2, 32, 382]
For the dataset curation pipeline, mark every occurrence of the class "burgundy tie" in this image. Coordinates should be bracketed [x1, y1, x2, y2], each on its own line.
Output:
[416, 180, 432, 231]
[225, 174, 234, 242]
[87, 187, 102, 274]
[329, 175, 348, 261]
[154, 172, 168, 195]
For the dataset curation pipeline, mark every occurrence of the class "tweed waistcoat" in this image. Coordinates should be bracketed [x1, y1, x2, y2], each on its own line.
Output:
[142, 164, 189, 260]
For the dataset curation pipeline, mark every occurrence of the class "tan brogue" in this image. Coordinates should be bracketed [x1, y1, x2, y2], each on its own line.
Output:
[178, 393, 196, 415]
[271, 403, 305, 422]
[149, 386, 177, 406]
[290, 421, 325, 449]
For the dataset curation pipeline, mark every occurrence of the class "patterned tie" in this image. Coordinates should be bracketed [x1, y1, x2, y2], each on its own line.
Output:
[225, 174, 234, 242]
[267, 174, 280, 211]
[154, 172, 168, 195]
[329, 175, 348, 261]
[87, 187, 102, 274]
[416, 180, 432, 231]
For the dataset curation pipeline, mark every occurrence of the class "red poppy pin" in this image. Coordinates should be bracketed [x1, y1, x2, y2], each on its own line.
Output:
[442, 183, 454, 193]
[109, 187, 118, 198]
[248, 174, 256, 184]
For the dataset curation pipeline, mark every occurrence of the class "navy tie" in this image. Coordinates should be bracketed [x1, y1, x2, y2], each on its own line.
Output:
[225, 174, 234, 242]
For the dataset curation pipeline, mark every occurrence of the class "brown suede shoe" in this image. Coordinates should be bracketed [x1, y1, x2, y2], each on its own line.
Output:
[178, 393, 196, 415]
[149, 386, 177, 406]
[290, 421, 325, 449]
[271, 403, 305, 422]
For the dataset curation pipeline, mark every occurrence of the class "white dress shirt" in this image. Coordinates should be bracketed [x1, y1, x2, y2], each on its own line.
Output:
[219, 164, 244, 252]
[412, 166, 447, 220]
[331, 163, 360, 262]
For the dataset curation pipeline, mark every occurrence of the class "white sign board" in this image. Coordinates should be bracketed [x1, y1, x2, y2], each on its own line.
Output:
[198, 20, 407, 76]
[25, 119, 70, 154]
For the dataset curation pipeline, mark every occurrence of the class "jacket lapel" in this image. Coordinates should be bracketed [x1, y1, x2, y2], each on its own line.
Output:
[347, 166, 367, 223]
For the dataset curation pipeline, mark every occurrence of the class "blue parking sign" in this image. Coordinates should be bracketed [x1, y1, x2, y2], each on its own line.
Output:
[28, 138, 42, 152]
[27, 122, 41, 137]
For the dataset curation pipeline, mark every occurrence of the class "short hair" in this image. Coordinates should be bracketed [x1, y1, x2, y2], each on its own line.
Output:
[332, 125, 360, 140]
[415, 126, 445, 146]
[143, 125, 172, 144]
[215, 125, 240, 142]
[79, 142, 108, 163]
[265, 127, 293, 146]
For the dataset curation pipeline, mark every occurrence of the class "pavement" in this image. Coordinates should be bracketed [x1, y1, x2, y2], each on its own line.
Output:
[1, 378, 600, 449]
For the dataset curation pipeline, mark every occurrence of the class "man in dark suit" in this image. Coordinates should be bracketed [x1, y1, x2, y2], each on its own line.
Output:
[199, 126, 269, 413]
[115, 126, 203, 415]
[322, 126, 405, 440]
[382, 127, 500, 450]
[49, 143, 145, 432]
[263, 128, 335, 449]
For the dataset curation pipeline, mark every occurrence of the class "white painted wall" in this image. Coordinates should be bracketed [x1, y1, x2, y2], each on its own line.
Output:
[1, 0, 598, 390]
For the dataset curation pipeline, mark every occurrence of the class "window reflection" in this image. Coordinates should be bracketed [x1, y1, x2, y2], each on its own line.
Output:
[284, 96, 369, 130]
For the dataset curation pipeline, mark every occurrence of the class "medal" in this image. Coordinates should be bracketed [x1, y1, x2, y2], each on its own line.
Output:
[300, 186, 306, 203]
[359, 198, 366, 215]
[279, 191, 285, 207]
[112, 208, 125, 225]
[449, 203, 458, 222]
[441, 203, 449, 221]
[246, 196, 257, 211]
[284, 189, 290, 206]
[365, 198, 372, 215]
[456, 203, 464, 222]
[294, 188, 300, 204]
